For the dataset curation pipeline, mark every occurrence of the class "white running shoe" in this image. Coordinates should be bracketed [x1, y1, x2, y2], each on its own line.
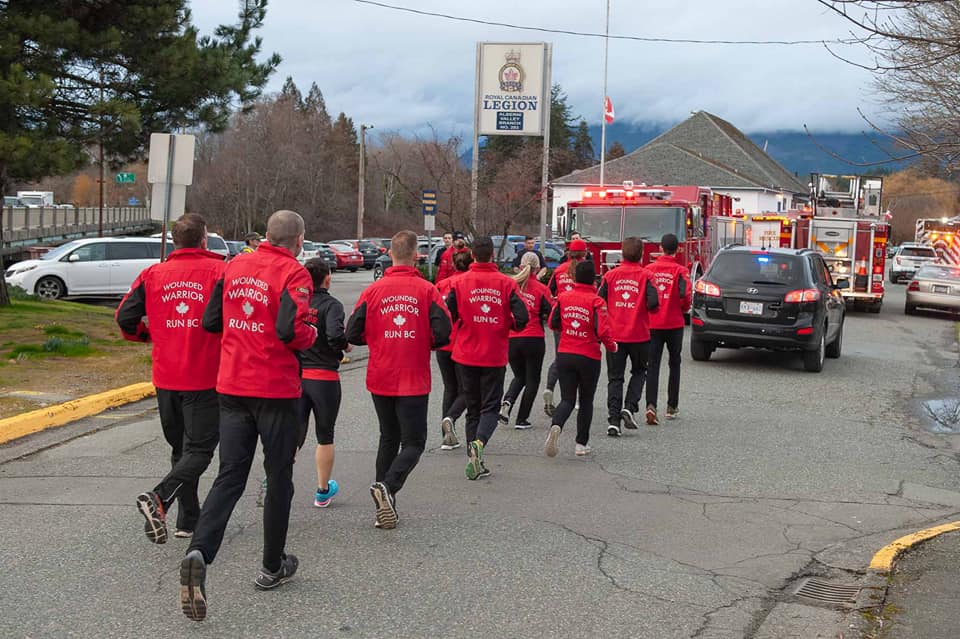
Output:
[440, 417, 461, 450]
[575, 443, 592, 456]
[498, 400, 512, 424]
[544, 425, 561, 458]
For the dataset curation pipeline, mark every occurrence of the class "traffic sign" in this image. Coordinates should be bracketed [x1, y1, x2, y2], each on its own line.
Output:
[421, 189, 437, 215]
[115, 172, 136, 184]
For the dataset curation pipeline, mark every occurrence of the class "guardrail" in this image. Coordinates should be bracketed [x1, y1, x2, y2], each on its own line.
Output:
[1, 206, 155, 260]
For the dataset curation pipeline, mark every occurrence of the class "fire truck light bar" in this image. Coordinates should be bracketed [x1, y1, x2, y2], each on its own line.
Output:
[581, 188, 673, 200]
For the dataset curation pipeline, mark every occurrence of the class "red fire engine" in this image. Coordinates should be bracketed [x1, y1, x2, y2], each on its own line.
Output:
[562, 183, 734, 279]
[791, 174, 888, 313]
[916, 218, 960, 266]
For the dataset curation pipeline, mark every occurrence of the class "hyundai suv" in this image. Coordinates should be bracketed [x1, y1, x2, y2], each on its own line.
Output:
[889, 243, 938, 284]
[690, 246, 846, 372]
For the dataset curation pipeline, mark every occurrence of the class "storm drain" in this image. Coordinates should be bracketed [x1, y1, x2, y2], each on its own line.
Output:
[792, 578, 861, 609]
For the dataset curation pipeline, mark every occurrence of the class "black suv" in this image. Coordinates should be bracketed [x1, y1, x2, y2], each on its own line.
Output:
[690, 246, 846, 372]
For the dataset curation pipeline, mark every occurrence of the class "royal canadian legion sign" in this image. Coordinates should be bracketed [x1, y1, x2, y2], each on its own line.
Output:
[477, 43, 548, 137]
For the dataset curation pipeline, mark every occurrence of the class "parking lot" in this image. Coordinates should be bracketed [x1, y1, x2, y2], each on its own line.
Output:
[1, 277, 959, 638]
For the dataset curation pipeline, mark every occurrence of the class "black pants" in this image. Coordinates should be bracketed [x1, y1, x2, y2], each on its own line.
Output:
[504, 337, 546, 422]
[298, 378, 341, 447]
[553, 353, 601, 446]
[189, 394, 299, 573]
[457, 363, 506, 446]
[606, 341, 650, 423]
[371, 394, 428, 494]
[436, 350, 466, 423]
[545, 330, 560, 392]
[647, 328, 684, 409]
[154, 388, 220, 532]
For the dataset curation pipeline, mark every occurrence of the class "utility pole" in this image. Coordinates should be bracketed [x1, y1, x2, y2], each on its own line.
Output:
[98, 69, 105, 237]
[357, 124, 373, 239]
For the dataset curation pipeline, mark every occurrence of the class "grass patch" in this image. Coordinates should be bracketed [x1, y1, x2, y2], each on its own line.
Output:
[43, 324, 86, 338]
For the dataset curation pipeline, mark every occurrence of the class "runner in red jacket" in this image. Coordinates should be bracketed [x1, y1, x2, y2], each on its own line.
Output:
[499, 251, 553, 429]
[542, 239, 589, 416]
[117, 213, 226, 545]
[434, 250, 473, 451]
[446, 236, 528, 480]
[544, 260, 617, 458]
[178, 210, 317, 622]
[598, 236, 660, 436]
[645, 233, 692, 425]
[435, 232, 467, 282]
[346, 230, 452, 529]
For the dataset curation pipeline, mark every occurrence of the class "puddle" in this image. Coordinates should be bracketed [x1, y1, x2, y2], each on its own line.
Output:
[923, 398, 960, 434]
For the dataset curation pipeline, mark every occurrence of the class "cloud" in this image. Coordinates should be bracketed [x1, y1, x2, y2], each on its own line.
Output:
[189, 0, 884, 135]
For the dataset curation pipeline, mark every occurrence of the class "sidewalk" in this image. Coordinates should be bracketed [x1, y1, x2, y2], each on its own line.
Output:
[881, 530, 960, 638]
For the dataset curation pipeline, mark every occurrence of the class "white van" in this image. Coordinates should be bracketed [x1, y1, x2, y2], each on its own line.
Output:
[150, 232, 229, 258]
[4, 237, 164, 299]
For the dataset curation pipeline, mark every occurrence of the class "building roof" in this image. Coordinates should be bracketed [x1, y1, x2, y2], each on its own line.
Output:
[554, 111, 808, 194]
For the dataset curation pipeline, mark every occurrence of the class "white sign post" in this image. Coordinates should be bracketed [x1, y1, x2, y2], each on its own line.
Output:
[470, 43, 551, 243]
[148, 132, 196, 259]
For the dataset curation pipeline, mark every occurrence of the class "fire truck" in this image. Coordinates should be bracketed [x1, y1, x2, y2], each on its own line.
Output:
[561, 182, 734, 280]
[915, 217, 960, 266]
[791, 173, 888, 313]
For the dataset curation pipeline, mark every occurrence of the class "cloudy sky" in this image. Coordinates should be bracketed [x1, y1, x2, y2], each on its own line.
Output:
[190, 0, 880, 137]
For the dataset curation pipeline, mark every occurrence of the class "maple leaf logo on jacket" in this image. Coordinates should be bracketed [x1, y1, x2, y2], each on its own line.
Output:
[175, 301, 189, 315]
[621, 292, 631, 300]
[242, 300, 254, 317]
[571, 319, 581, 329]
[393, 314, 406, 326]
[480, 303, 491, 314]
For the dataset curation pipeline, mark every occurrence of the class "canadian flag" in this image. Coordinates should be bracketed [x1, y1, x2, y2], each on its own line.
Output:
[604, 96, 615, 124]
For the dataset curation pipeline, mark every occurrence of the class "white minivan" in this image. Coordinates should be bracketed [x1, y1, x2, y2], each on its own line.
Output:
[4, 237, 164, 299]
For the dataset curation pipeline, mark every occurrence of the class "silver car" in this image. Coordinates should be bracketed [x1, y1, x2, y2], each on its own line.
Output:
[905, 264, 960, 315]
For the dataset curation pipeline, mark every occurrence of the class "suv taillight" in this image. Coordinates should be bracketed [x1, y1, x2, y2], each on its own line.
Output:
[907, 280, 920, 291]
[784, 289, 821, 303]
[695, 280, 721, 297]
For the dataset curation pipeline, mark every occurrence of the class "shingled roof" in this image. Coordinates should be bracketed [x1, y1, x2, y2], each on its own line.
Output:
[554, 111, 807, 194]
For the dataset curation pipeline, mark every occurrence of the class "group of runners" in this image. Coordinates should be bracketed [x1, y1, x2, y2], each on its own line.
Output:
[116, 210, 689, 622]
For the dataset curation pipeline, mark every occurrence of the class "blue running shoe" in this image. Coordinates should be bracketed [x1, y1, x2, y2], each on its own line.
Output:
[314, 480, 339, 508]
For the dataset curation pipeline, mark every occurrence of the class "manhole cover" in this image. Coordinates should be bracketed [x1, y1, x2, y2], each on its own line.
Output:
[793, 577, 861, 609]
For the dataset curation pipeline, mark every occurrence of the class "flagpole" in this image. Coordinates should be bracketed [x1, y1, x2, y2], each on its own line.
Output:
[599, 0, 610, 187]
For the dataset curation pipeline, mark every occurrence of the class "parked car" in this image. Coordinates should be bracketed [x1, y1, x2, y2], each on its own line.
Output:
[4, 237, 163, 299]
[330, 239, 380, 269]
[151, 231, 230, 259]
[905, 264, 960, 315]
[373, 244, 430, 280]
[225, 240, 244, 259]
[690, 246, 846, 373]
[329, 243, 363, 272]
[489, 236, 519, 269]
[513, 241, 564, 269]
[368, 237, 391, 254]
[315, 243, 339, 271]
[298, 240, 321, 265]
[889, 243, 938, 283]
[3, 196, 24, 207]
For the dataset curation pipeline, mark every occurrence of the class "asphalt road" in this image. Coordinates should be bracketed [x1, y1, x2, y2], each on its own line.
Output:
[2, 275, 960, 638]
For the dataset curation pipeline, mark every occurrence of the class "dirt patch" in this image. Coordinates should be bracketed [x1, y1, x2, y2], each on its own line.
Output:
[0, 297, 151, 418]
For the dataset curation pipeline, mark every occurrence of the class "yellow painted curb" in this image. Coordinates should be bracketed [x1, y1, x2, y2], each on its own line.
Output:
[869, 521, 960, 572]
[0, 382, 155, 445]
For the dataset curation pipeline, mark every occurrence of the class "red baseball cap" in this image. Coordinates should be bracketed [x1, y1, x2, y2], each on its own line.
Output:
[568, 239, 587, 252]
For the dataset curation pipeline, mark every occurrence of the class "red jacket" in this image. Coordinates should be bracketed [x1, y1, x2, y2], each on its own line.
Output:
[346, 265, 451, 396]
[598, 262, 659, 343]
[510, 277, 553, 339]
[435, 270, 467, 353]
[202, 242, 317, 399]
[647, 255, 692, 330]
[116, 248, 226, 391]
[548, 264, 579, 296]
[446, 261, 529, 367]
[435, 246, 464, 283]
[549, 283, 617, 360]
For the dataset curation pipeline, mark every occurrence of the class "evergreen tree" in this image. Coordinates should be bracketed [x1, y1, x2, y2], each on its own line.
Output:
[607, 141, 626, 160]
[572, 120, 596, 169]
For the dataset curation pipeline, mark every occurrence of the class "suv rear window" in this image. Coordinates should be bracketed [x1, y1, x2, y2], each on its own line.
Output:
[358, 241, 377, 251]
[206, 236, 227, 251]
[708, 252, 806, 287]
[900, 247, 937, 258]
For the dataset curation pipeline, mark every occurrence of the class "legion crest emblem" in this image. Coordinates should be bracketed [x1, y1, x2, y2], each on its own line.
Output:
[499, 49, 524, 93]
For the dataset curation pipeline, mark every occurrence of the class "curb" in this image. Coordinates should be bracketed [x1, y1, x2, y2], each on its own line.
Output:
[0, 382, 155, 445]
[869, 520, 960, 573]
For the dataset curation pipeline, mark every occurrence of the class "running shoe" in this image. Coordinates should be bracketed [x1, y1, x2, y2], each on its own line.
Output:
[314, 479, 339, 508]
[621, 408, 639, 430]
[514, 419, 533, 430]
[180, 550, 207, 622]
[607, 422, 621, 437]
[136, 491, 167, 545]
[255, 553, 299, 590]
[575, 443, 592, 456]
[542, 389, 555, 417]
[465, 440, 487, 480]
[440, 417, 461, 450]
[544, 425, 561, 458]
[666, 406, 679, 420]
[174, 529, 193, 539]
[645, 405, 659, 426]
[370, 482, 398, 529]
[498, 400, 512, 424]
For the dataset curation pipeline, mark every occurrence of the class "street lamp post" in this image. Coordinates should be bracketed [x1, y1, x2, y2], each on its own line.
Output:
[357, 124, 373, 239]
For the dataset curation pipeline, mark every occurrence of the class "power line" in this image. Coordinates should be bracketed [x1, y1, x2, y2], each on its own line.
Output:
[354, 0, 858, 46]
